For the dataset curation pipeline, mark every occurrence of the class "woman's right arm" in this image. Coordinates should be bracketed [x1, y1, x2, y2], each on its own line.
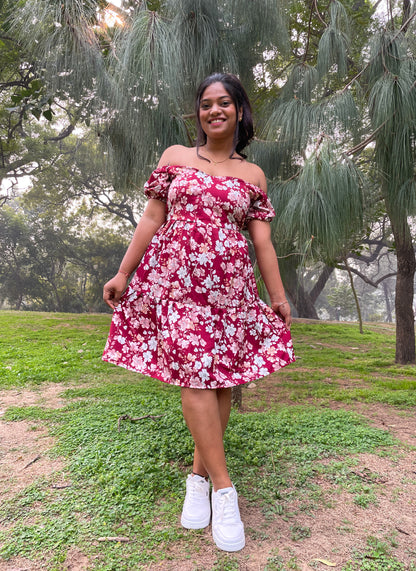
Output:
[103, 198, 166, 309]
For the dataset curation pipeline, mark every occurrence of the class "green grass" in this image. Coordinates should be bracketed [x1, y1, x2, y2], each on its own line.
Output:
[244, 321, 416, 409]
[0, 311, 415, 570]
[0, 311, 113, 388]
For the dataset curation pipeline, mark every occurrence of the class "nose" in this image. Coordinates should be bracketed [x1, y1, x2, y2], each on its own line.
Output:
[210, 103, 221, 115]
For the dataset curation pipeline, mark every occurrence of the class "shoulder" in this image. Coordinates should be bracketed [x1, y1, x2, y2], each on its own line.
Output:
[239, 160, 267, 192]
[157, 145, 194, 168]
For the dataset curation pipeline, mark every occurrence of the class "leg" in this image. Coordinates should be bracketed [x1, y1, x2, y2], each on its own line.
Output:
[191, 388, 231, 481]
[181, 387, 232, 491]
[181, 386, 245, 551]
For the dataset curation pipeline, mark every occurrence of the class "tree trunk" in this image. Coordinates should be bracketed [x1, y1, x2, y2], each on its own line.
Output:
[231, 386, 242, 409]
[382, 281, 393, 323]
[280, 258, 322, 318]
[344, 257, 363, 334]
[391, 218, 415, 363]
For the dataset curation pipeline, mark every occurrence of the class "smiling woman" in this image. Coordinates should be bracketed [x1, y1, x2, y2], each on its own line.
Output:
[198, 85, 240, 149]
[102, 72, 295, 553]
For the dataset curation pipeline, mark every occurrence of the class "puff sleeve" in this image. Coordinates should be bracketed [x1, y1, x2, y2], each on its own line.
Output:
[245, 185, 275, 225]
[143, 166, 173, 203]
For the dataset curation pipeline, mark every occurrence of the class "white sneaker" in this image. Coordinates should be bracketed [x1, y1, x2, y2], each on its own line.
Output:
[181, 474, 211, 529]
[211, 485, 245, 551]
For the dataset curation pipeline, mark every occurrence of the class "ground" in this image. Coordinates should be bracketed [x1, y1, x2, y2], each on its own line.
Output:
[1, 381, 415, 571]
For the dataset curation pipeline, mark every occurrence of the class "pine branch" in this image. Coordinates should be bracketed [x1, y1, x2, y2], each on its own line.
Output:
[335, 264, 397, 287]
[346, 120, 388, 156]
[313, 0, 328, 29]
[341, 9, 416, 94]
[303, 3, 315, 63]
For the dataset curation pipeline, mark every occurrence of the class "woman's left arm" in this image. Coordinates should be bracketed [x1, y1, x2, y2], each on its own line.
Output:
[247, 219, 292, 329]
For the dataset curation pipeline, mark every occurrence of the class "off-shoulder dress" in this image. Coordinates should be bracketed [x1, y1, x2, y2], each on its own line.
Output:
[102, 165, 295, 389]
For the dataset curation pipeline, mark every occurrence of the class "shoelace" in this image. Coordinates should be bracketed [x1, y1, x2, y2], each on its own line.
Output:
[188, 479, 208, 498]
[214, 491, 238, 523]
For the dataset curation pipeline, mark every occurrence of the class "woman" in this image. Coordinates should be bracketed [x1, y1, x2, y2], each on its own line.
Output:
[102, 72, 295, 552]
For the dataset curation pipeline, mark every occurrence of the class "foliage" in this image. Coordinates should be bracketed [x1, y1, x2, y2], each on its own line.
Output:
[4, 0, 416, 361]
[326, 282, 357, 320]
[0, 311, 404, 570]
[342, 535, 407, 570]
[0, 0, 72, 199]
[0, 204, 128, 312]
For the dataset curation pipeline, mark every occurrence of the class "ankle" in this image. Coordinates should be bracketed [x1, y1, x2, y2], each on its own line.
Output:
[212, 479, 233, 492]
[192, 471, 209, 481]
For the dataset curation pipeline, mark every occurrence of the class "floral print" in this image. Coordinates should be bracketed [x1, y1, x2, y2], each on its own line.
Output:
[102, 166, 295, 389]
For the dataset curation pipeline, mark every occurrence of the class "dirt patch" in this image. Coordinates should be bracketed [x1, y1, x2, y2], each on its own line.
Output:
[1, 384, 416, 570]
[0, 384, 70, 504]
[0, 420, 64, 506]
[0, 557, 44, 571]
[148, 445, 416, 569]
[63, 548, 91, 571]
[0, 384, 66, 414]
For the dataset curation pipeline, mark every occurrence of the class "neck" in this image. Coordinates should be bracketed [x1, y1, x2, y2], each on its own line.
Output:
[204, 142, 235, 156]
[202, 143, 238, 165]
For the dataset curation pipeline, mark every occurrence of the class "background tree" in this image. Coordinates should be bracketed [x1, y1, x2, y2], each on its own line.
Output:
[262, 0, 416, 362]
[0, 203, 128, 311]
[7, 0, 416, 364]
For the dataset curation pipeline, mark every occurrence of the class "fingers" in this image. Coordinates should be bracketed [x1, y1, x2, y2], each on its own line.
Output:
[271, 302, 292, 330]
[103, 286, 121, 310]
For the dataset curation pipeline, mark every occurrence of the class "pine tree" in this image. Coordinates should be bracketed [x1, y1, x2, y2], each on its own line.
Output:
[9, 0, 416, 363]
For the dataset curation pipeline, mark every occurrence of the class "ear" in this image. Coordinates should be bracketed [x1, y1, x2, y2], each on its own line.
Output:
[238, 108, 243, 122]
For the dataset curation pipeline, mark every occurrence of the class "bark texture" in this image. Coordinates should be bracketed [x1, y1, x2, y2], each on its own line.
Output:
[391, 218, 415, 364]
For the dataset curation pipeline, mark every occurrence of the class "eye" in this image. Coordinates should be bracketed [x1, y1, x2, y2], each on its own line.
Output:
[221, 100, 232, 107]
[200, 103, 211, 110]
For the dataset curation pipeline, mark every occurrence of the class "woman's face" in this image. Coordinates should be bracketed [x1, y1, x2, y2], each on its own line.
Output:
[198, 82, 241, 141]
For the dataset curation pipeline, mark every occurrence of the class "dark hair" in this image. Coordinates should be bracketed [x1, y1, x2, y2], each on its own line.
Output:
[195, 73, 254, 158]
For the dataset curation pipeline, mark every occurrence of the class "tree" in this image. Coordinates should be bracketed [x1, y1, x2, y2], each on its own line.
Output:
[9, 0, 416, 363]
[24, 130, 145, 228]
[262, 1, 416, 362]
[0, 202, 129, 312]
[0, 0, 89, 204]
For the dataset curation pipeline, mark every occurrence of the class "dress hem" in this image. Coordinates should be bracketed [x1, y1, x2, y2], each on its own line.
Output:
[101, 354, 295, 390]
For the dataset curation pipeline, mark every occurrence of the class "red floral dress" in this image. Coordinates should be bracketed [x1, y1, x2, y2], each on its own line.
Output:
[102, 166, 295, 389]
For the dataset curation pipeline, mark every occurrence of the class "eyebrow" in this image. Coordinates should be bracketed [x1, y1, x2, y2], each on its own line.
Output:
[200, 95, 231, 102]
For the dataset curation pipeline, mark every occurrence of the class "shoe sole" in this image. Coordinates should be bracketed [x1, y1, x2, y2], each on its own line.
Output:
[212, 531, 245, 552]
[181, 514, 211, 529]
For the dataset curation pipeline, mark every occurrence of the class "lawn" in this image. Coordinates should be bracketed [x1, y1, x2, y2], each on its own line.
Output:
[0, 311, 415, 570]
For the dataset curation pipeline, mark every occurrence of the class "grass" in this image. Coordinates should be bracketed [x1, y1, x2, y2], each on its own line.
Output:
[0, 311, 415, 570]
[0, 311, 112, 388]
[244, 321, 416, 410]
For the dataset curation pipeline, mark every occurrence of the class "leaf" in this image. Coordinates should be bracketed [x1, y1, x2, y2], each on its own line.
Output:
[312, 559, 337, 567]
[43, 109, 54, 121]
[30, 79, 43, 92]
[31, 108, 42, 120]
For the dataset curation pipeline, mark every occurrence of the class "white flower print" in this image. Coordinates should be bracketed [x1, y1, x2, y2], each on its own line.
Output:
[103, 165, 295, 389]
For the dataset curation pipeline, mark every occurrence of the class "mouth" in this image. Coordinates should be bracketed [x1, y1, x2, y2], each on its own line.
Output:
[209, 118, 225, 124]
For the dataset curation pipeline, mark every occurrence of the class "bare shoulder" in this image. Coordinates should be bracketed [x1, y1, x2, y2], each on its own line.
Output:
[240, 160, 267, 192]
[157, 145, 194, 167]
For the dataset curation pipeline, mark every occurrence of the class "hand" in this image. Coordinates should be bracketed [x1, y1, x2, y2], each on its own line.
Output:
[103, 274, 129, 310]
[271, 300, 292, 329]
